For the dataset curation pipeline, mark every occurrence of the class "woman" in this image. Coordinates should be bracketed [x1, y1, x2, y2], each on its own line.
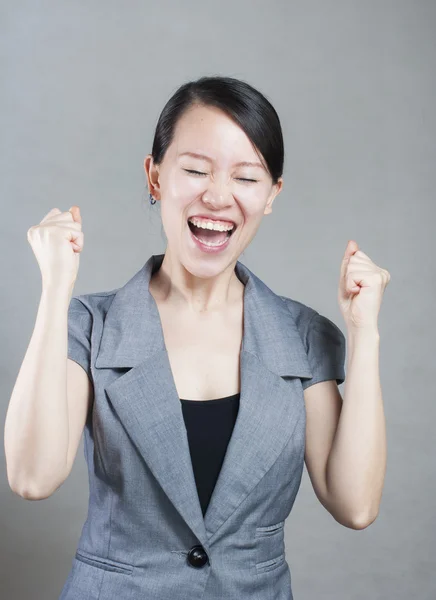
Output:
[6, 75, 388, 599]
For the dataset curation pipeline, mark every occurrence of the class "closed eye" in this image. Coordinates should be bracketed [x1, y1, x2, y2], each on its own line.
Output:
[183, 169, 258, 183]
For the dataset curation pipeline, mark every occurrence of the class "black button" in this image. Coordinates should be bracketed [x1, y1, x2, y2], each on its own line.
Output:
[187, 545, 209, 568]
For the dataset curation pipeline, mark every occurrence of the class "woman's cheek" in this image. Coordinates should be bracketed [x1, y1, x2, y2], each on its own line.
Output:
[164, 181, 188, 207]
[240, 189, 264, 214]
[174, 173, 204, 197]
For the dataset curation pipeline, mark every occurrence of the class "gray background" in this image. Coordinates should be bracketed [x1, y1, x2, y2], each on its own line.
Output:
[1, 1, 434, 598]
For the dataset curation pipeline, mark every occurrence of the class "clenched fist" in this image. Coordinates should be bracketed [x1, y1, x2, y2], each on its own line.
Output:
[27, 206, 84, 290]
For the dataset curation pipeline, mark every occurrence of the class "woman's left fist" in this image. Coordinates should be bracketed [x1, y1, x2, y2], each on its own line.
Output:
[338, 240, 391, 331]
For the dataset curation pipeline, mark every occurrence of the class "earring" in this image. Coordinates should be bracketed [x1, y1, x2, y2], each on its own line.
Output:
[149, 192, 157, 205]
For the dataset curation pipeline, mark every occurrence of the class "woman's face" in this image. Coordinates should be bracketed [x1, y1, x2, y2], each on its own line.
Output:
[144, 103, 283, 276]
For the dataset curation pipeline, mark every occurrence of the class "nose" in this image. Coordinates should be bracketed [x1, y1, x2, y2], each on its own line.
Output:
[202, 180, 234, 210]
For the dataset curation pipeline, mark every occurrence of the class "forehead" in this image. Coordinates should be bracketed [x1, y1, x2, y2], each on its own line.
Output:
[170, 104, 262, 164]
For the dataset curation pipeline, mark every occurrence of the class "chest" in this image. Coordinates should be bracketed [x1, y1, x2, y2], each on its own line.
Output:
[155, 301, 243, 401]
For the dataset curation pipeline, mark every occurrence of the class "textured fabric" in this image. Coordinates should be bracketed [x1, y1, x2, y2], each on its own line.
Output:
[61, 253, 347, 600]
[180, 394, 240, 516]
[300, 312, 346, 390]
[67, 297, 93, 382]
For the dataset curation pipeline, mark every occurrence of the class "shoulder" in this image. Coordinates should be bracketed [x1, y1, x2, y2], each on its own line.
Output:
[277, 294, 345, 350]
[67, 288, 120, 346]
[69, 288, 119, 319]
[278, 295, 346, 389]
[67, 288, 121, 379]
[277, 295, 319, 339]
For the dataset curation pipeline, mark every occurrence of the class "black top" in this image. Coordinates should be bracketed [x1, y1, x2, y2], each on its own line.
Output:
[180, 393, 240, 516]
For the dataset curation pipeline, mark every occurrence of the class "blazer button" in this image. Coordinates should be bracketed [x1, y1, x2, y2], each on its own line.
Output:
[187, 545, 209, 568]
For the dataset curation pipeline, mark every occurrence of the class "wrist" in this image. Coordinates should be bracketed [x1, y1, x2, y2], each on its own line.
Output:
[346, 326, 380, 349]
[42, 280, 75, 300]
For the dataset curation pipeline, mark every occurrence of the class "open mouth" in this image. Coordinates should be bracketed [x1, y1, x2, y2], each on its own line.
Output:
[187, 219, 236, 245]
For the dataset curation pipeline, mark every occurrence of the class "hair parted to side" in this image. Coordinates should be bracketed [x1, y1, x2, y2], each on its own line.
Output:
[150, 75, 284, 186]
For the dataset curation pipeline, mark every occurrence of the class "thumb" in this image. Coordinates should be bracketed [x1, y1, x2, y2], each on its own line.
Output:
[339, 239, 359, 283]
[69, 205, 82, 225]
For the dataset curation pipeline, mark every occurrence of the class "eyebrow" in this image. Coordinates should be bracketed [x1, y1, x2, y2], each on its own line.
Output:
[178, 151, 264, 169]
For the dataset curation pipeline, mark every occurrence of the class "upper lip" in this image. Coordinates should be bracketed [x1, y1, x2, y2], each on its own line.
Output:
[188, 214, 237, 227]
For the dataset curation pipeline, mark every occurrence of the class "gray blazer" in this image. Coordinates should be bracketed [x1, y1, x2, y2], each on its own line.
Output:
[59, 253, 346, 600]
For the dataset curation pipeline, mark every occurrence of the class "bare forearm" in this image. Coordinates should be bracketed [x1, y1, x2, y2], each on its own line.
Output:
[4, 284, 73, 497]
[326, 328, 387, 526]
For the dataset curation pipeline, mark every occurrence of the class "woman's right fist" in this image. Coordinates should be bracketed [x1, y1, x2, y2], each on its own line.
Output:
[27, 206, 84, 289]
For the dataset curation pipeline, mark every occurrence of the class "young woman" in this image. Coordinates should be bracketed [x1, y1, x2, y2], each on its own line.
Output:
[6, 75, 388, 600]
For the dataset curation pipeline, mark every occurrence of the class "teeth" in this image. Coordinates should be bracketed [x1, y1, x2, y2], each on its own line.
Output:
[188, 217, 234, 232]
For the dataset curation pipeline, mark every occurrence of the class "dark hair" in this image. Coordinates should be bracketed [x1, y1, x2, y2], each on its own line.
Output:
[150, 75, 284, 185]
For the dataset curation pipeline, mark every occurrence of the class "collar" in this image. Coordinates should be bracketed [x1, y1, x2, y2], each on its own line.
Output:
[95, 253, 312, 379]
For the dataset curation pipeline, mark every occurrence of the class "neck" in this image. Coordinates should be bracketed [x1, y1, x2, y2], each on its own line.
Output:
[150, 250, 243, 313]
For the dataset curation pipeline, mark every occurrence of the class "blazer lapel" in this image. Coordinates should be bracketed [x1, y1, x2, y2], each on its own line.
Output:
[95, 254, 313, 550]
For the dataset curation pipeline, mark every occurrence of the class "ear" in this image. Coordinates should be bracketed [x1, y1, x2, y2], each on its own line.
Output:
[264, 177, 283, 216]
[144, 155, 161, 200]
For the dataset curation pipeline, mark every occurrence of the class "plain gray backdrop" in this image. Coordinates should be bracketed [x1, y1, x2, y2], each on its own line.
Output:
[1, 1, 434, 598]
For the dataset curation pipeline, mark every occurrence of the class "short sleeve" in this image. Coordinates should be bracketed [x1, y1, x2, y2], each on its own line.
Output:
[301, 312, 346, 390]
[67, 296, 92, 382]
